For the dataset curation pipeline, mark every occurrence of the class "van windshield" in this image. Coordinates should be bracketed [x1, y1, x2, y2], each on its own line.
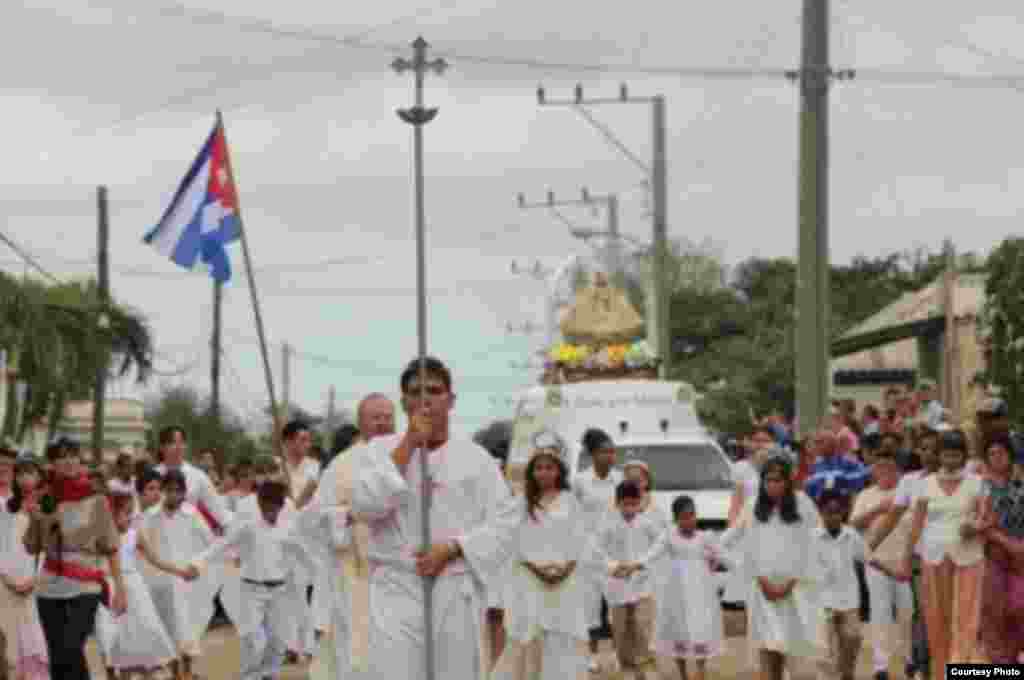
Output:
[580, 443, 733, 490]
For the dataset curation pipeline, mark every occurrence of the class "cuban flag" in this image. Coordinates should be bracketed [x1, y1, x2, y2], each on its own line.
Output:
[144, 118, 241, 282]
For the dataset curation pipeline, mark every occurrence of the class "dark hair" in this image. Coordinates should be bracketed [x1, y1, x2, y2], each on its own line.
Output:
[817, 489, 849, 511]
[282, 420, 310, 442]
[616, 479, 642, 502]
[523, 452, 569, 521]
[753, 457, 801, 524]
[939, 429, 968, 455]
[257, 480, 288, 506]
[135, 465, 162, 494]
[332, 424, 361, 456]
[6, 458, 42, 513]
[863, 404, 881, 420]
[399, 356, 452, 394]
[671, 494, 696, 519]
[861, 432, 882, 452]
[750, 424, 775, 440]
[108, 491, 134, 516]
[116, 453, 132, 468]
[982, 432, 1015, 461]
[234, 457, 254, 478]
[872, 447, 897, 463]
[161, 467, 187, 491]
[158, 426, 186, 448]
[582, 428, 614, 453]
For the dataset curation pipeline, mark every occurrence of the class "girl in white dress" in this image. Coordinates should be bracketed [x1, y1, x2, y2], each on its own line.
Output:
[620, 494, 727, 680]
[0, 457, 48, 680]
[720, 454, 829, 680]
[492, 430, 589, 680]
[94, 492, 182, 680]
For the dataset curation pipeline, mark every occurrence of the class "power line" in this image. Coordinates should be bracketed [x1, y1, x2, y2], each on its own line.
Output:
[133, 2, 1024, 88]
[0, 230, 61, 283]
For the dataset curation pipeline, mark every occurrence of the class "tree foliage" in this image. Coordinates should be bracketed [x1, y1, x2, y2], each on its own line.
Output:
[665, 245, 982, 435]
[980, 238, 1024, 424]
[0, 273, 154, 442]
[145, 385, 264, 466]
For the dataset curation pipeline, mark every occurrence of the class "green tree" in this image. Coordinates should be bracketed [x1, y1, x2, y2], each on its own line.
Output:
[980, 238, 1024, 424]
[145, 385, 264, 468]
[0, 274, 154, 443]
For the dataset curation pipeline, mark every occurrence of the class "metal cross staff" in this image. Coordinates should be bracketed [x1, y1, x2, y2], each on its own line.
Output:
[392, 36, 447, 680]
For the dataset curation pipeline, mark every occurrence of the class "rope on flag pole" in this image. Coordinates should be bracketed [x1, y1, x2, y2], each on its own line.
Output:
[392, 37, 446, 680]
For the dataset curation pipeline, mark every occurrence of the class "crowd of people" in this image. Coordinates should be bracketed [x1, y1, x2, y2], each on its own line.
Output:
[0, 359, 1021, 680]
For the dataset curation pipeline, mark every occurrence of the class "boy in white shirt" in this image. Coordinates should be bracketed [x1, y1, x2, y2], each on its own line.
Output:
[596, 480, 662, 680]
[815, 490, 866, 680]
[184, 480, 319, 680]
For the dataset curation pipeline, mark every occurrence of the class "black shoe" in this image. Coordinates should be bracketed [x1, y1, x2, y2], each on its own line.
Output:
[905, 662, 916, 679]
[874, 671, 889, 680]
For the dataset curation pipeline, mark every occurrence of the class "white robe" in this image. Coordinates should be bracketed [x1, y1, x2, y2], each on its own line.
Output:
[492, 491, 589, 680]
[155, 462, 232, 531]
[720, 493, 830, 659]
[350, 434, 520, 680]
[573, 467, 622, 629]
[140, 503, 225, 657]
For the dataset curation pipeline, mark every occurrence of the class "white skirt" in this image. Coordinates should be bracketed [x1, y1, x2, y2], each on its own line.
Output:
[95, 571, 177, 669]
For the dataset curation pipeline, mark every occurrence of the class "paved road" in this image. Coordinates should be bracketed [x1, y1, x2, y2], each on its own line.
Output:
[85, 614, 889, 679]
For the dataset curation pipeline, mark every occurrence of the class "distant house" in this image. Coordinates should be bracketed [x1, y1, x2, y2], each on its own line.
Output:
[830, 272, 986, 423]
[18, 398, 149, 462]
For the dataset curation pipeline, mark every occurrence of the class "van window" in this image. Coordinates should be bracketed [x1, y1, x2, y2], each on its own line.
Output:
[581, 444, 733, 490]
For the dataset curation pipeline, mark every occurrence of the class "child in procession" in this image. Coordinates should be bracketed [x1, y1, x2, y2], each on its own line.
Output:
[720, 454, 829, 680]
[617, 494, 728, 680]
[141, 469, 224, 680]
[813, 490, 866, 680]
[94, 492, 182, 680]
[850, 447, 915, 680]
[0, 455, 48, 680]
[491, 430, 589, 680]
[593, 479, 665, 680]
[183, 480, 317, 680]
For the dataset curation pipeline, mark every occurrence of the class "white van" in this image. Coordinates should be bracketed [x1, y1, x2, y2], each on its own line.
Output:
[507, 380, 733, 531]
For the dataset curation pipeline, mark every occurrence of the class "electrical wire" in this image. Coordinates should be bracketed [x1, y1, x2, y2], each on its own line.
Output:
[0, 230, 61, 283]
[124, 1, 1024, 88]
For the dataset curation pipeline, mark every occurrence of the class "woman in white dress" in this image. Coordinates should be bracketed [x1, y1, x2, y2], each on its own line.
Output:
[720, 454, 829, 680]
[492, 430, 589, 680]
[622, 494, 727, 680]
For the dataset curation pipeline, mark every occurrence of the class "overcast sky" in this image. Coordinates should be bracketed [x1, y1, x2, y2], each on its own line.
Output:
[2, 0, 1024, 435]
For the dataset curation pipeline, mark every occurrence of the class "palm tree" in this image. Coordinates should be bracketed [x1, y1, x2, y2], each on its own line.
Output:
[0, 273, 154, 444]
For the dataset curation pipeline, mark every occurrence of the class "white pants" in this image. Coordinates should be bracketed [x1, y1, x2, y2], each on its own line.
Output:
[865, 565, 913, 672]
[491, 632, 588, 680]
[238, 581, 296, 680]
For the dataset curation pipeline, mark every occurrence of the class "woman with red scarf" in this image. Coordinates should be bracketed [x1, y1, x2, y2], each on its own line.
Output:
[23, 438, 127, 680]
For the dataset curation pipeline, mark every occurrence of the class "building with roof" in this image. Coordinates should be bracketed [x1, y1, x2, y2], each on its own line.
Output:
[829, 272, 986, 424]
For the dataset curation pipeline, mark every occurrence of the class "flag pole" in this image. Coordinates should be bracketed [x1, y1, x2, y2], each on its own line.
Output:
[393, 38, 446, 680]
[216, 110, 285, 469]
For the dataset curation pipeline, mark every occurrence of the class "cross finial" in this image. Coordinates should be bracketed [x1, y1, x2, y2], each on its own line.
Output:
[393, 36, 448, 126]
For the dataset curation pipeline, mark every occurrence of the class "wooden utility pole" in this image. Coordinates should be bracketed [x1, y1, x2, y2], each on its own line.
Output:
[211, 280, 222, 423]
[794, 0, 831, 438]
[281, 342, 291, 421]
[92, 186, 110, 464]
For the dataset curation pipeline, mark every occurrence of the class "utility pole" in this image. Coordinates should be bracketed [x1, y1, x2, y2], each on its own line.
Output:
[281, 342, 292, 422]
[789, 0, 854, 437]
[92, 186, 110, 464]
[517, 188, 622, 279]
[210, 280, 222, 423]
[326, 386, 336, 432]
[536, 84, 670, 377]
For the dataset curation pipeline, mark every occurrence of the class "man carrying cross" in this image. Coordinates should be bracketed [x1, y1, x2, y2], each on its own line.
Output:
[348, 356, 519, 678]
